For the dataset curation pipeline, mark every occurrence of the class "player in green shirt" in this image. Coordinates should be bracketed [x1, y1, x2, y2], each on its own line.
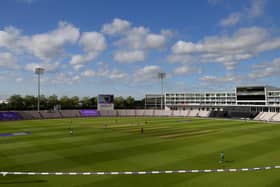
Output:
[219, 152, 224, 163]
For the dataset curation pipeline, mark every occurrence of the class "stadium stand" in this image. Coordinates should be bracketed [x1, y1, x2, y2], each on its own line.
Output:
[135, 109, 146, 116]
[228, 111, 259, 119]
[99, 110, 117, 117]
[254, 112, 264, 120]
[5, 109, 280, 122]
[117, 110, 128, 116]
[174, 110, 184, 117]
[144, 110, 155, 116]
[60, 110, 81, 118]
[198, 110, 210, 117]
[18, 111, 35, 120]
[80, 110, 100, 117]
[0, 111, 22, 121]
[125, 110, 136, 116]
[26, 111, 42, 119]
[188, 110, 199, 117]
[154, 110, 172, 116]
[40, 111, 62, 119]
[209, 111, 228, 118]
[255, 112, 277, 121]
[271, 113, 280, 121]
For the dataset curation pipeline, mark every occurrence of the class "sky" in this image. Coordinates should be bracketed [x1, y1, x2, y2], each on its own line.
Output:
[0, 0, 280, 99]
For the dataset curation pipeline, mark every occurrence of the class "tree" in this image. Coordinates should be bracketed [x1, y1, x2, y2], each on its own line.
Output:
[39, 95, 48, 110]
[81, 96, 91, 108]
[125, 96, 135, 109]
[59, 96, 71, 109]
[24, 95, 36, 110]
[71, 96, 80, 109]
[48, 95, 58, 109]
[89, 97, 97, 108]
[134, 98, 145, 109]
[8, 95, 24, 110]
[114, 96, 124, 109]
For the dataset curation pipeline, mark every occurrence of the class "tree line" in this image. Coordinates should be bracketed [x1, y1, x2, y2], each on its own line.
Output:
[0, 95, 145, 111]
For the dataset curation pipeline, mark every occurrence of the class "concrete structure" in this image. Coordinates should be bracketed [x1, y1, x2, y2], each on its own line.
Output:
[146, 85, 280, 112]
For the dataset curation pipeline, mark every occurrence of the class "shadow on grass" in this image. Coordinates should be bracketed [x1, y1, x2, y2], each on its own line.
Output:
[0, 179, 47, 184]
[225, 160, 235, 163]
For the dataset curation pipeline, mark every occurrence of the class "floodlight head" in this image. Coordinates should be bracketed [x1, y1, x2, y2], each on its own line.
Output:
[158, 72, 166, 79]
[35, 67, 45, 75]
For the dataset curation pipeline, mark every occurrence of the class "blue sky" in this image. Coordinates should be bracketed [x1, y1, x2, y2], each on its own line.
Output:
[0, 0, 280, 98]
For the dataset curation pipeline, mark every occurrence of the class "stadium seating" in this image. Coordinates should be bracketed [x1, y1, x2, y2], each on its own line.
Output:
[198, 110, 210, 117]
[172, 110, 181, 117]
[188, 110, 199, 117]
[80, 110, 100, 117]
[254, 112, 264, 120]
[255, 112, 277, 121]
[99, 110, 117, 117]
[135, 110, 146, 116]
[0, 111, 22, 121]
[4, 109, 280, 122]
[18, 111, 35, 120]
[144, 110, 155, 116]
[154, 110, 172, 116]
[26, 111, 43, 119]
[39, 111, 62, 119]
[117, 110, 127, 116]
[60, 110, 81, 118]
[271, 113, 280, 121]
[126, 110, 136, 116]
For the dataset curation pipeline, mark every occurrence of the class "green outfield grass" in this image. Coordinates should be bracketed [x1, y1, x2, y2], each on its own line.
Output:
[0, 117, 280, 187]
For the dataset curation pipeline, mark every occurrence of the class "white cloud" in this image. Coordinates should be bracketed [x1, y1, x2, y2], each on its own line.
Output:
[113, 50, 145, 63]
[70, 31, 106, 69]
[219, 0, 266, 27]
[70, 53, 98, 65]
[133, 65, 161, 82]
[21, 21, 80, 61]
[16, 77, 23, 83]
[0, 52, 18, 68]
[116, 26, 168, 50]
[220, 12, 242, 27]
[145, 34, 166, 49]
[79, 32, 106, 52]
[102, 18, 131, 35]
[200, 74, 242, 83]
[81, 68, 127, 80]
[171, 27, 280, 70]
[72, 75, 80, 81]
[249, 58, 280, 79]
[108, 70, 128, 80]
[72, 64, 84, 71]
[50, 72, 80, 84]
[17, 0, 36, 3]
[167, 54, 194, 64]
[24, 62, 60, 72]
[0, 26, 22, 52]
[248, 0, 265, 18]
[208, 0, 224, 5]
[81, 70, 96, 77]
[173, 65, 201, 75]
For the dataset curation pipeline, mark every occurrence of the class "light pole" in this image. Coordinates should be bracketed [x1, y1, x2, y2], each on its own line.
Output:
[158, 72, 166, 110]
[35, 67, 44, 112]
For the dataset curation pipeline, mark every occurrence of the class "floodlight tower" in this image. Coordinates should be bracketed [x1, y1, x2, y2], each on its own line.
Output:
[35, 67, 45, 112]
[158, 72, 166, 110]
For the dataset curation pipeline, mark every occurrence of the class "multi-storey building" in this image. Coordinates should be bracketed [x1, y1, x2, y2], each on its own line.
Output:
[146, 85, 280, 112]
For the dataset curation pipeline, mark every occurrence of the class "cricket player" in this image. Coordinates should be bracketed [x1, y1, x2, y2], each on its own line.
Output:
[220, 152, 224, 163]
[69, 127, 73, 135]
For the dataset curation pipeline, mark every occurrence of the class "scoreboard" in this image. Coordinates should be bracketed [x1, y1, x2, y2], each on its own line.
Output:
[97, 94, 114, 110]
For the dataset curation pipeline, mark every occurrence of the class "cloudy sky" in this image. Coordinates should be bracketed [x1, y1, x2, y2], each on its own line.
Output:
[0, 0, 280, 98]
